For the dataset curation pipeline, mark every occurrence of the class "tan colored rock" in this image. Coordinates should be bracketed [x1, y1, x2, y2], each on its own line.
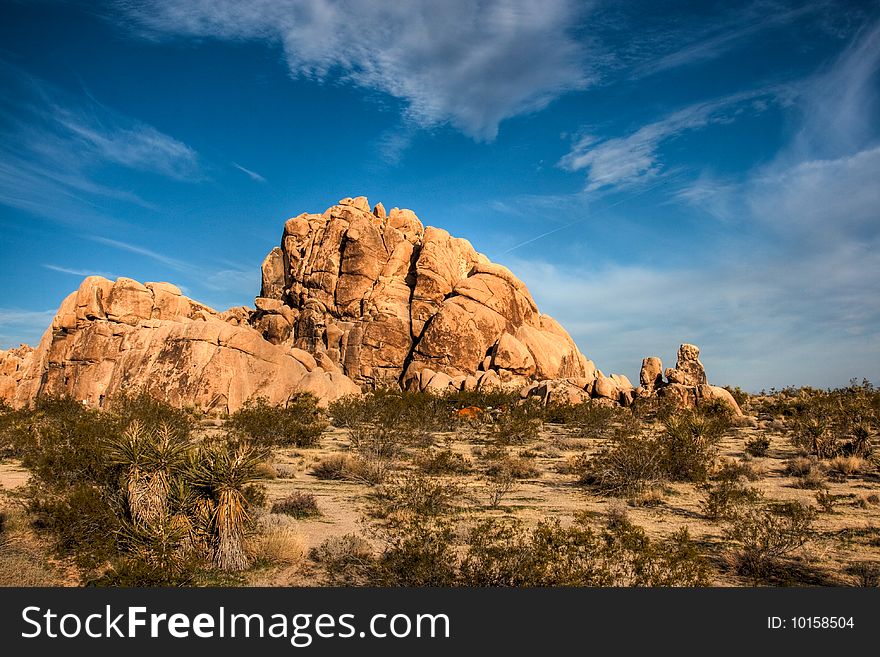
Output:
[640, 357, 663, 391]
[3, 276, 360, 412]
[425, 371, 454, 393]
[658, 382, 696, 409]
[253, 197, 593, 388]
[666, 343, 707, 387]
[4, 198, 603, 411]
[525, 379, 591, 406]
[593, 374, 620, 400]
[609, 373, 634, 391]
[695, 384, 743, 416]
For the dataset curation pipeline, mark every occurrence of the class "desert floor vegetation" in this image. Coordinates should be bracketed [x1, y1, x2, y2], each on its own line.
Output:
[1, 382, 879, 587]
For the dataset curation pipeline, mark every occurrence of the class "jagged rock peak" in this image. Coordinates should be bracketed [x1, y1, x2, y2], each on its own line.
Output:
[255, 196, 597, 392]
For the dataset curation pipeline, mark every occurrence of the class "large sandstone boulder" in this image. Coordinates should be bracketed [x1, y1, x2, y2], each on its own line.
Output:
[4, 276, 359, 413]
[258, 197, 596, 390]
[664, 343, 707, 387]
[640, 357, 663, 392]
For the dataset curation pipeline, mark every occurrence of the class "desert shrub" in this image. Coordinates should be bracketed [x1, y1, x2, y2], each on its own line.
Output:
[271, 492, 320, 518]
[108, 393, 196, 438]
[227, 394, 327, 448]
[9, 396, 275, 582]
[459, 513, 709, 587]
[715, 458, 762, 482]
[845, 561, 880, 587]
[248, 514, 305, 566]
[310, 534, 375, 585]
[785, 457, 827, 489]
[814, 488, 840, 513]
[415, 448, 472, 475]
[485, 470, 517, 508]
[274, 464, 297, 479]
[785, 456, 817, 477]
[372, 518, 459, 586]
[745, 435, 771, 457]
[485, 456, 540, 480]
[543, 401, 622, 436]
[311, 454, 354, 480]
[576, 431, 663, 495]
[374, 475, 463, 518]
[331, 388, 451, 445]
[723, 501, 817, 577]
[762, 380, 878, 459]
[659, 408, 730, 482]
[488, 400, 544, 445]
[826, 455, 867, 478]
[702, 480, 764, 520]
[629, 486, 666, 507]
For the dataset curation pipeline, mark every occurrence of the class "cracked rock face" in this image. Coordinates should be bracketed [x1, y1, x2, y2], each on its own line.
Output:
[257, 197, 597, 390]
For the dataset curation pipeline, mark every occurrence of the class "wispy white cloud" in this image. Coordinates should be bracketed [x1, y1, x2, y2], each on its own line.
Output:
[0, 62, 202, 223]
[232, 162, 267, 183]
[629, 1, 828, 79]
[115, 0, 594, 141]
[559, 87, 787, 192]
[43, 264, 119, 279]
[87, 235, 192, 272]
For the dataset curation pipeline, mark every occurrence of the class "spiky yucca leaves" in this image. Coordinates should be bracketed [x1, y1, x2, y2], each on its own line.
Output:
[190, 441, 268, 571]
[104, 421, 192, 526]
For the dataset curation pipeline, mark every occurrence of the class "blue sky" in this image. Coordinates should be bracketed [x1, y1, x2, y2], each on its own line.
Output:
[1, 0, 878, 391]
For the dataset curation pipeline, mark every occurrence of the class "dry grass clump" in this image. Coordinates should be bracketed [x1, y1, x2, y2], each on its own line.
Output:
[629, 485, 665, 507]
[310, 454, 378, 484]
[248, 514, 306, 566]
[485, 455, 540, 480]
[826, 455, 868, 478]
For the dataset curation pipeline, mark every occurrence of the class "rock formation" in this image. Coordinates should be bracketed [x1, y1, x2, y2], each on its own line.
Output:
[0, 196, 741, 417]
[256, 196, 596, 392]
[637, 343, 742, 415]
[0, 197, 600, 411]
[1, 276, 358, 413]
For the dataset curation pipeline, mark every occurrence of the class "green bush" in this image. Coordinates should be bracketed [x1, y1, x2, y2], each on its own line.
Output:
[11, 396, 271, 582]
[701, 480, 764, 520]
[459, 513, 709, 587]
[372, 518, 459, 586]
[374, 475, 463, 518]
[659, 408, 731, 482]
[723, 501, 817, 577]
[227, 394, 327, 447]
[488, 401, 543, 445]
[576, 431, 663, 495]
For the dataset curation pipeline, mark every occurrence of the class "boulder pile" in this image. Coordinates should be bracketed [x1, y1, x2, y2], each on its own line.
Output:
[0, 197, 741, 416]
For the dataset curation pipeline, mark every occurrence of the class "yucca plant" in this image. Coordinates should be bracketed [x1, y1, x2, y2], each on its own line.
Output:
[105, 421, 192, 526]
[189, 441, 268, 571]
